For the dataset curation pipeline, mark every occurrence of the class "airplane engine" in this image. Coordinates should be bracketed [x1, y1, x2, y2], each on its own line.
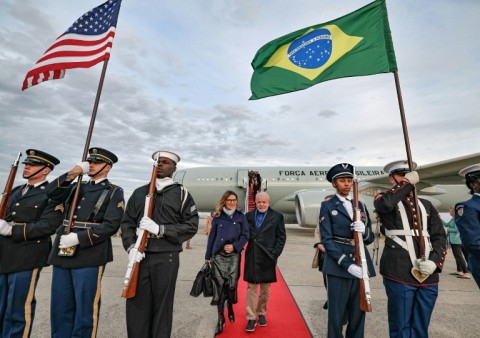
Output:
[294, 190, 335, 228]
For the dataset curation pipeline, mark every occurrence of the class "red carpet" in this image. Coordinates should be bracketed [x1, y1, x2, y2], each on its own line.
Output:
[218, 259, 312, 337]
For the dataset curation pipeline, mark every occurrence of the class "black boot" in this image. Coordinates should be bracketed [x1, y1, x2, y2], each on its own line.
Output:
[227, 302, 235, 323]
[215, 315, 225, 336]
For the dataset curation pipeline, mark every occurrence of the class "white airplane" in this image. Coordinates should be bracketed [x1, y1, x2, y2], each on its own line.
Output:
[173, 153, 480, 228]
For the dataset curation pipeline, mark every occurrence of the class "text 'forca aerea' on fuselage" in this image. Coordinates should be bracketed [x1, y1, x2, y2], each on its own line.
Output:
[278, 170, 385, 176]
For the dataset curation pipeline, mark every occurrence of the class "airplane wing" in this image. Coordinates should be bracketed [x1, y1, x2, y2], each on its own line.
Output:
[366, 152, 480, 186]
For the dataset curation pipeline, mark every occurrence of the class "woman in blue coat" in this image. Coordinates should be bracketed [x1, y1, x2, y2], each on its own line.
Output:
[205, 190, 249, 335]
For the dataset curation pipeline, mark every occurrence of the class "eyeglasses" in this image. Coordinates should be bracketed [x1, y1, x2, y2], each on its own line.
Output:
[226, 199, 237, 203]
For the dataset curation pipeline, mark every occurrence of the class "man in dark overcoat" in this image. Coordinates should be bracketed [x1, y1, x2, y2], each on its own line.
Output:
[244, 192, 286, 332]
[0, 149, 62, 337]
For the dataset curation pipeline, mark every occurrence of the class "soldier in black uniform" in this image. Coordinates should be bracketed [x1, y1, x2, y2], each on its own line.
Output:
[374, 160, 446, 338]
[46, 147, 124, 338]
[0, 149, 62, 337]
[121, 150, 199, 338]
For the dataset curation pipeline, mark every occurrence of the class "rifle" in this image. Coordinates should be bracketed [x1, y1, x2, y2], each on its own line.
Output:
[353, 177, 372, 312]
[372, 214, 381, 266]
[0, 152, 22, 219]
[121, 156, 159, 298]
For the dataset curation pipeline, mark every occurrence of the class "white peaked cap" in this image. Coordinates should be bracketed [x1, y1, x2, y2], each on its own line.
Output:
[151, 150, 180, 164]
[459, 164, 480, 177]
[383, 160, 417, 175]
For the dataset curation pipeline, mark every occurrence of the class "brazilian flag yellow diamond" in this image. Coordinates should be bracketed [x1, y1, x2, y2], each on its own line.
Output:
[264, 25, 363, 81]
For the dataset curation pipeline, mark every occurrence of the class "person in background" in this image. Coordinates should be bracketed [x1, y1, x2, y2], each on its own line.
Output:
[320, 163, 376, 338]
[374, 160, 446, 338]
[443, 207, 470, 279]
[455, 164, 480, 288]
[205, 191, 249, 336]
[0, 149, 62, 337]
[46, 147, 125, 338]
[205, 211, 215, 236]
[121, 150, 198, 338]
[244, 192, 286, 332]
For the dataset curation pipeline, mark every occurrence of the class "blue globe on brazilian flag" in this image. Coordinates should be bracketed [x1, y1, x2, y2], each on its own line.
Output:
[250, 0, 397, 100]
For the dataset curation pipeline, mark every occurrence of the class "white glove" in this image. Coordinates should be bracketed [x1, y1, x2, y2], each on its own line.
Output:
[128, 248, 145, 263]
[139, 217, 160, 236]
[0, 219, 12, 236]
[347, 264, 363, 279]
[405, 171, 419, 185]
[136, 227, 143, 237]
[59, 233, 80, 248]
[416, 259, 437, 275]
[351, 220, 365, 234]
[76, 161, 90, 175]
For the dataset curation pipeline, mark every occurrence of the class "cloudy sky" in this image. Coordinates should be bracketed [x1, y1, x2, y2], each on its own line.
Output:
[1, 0, 479, 198]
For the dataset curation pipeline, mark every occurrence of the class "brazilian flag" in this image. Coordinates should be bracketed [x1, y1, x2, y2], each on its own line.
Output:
[250, 0, 397, 100]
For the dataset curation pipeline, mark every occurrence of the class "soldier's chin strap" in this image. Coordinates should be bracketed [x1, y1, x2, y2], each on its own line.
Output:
[90, 163, 109, 179]
[23, 165, 47, 179]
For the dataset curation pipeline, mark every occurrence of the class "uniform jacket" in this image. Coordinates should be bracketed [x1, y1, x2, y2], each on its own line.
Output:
[121, 183, 199, 253]
[374, 181, 447, 285]
[46, 173, 125, 268]
[244, 207, 286, 284]
[455, 194, 480, 255]
[0, 182, 64, 273]
[319, 195, 376, 279]
[205, 210, 249, 260]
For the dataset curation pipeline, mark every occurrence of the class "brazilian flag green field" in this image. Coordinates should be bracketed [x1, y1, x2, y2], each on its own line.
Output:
[250, 0, 397, 100]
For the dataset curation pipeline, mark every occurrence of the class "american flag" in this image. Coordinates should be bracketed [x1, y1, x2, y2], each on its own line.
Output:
[22, 0, 122, 90]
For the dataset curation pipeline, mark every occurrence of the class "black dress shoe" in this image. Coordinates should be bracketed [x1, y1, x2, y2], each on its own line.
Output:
[227, 303, 235, 323]
[215, 316, 225, 336]
[246, 320, 257, 332]
[258, 315, 267, 327]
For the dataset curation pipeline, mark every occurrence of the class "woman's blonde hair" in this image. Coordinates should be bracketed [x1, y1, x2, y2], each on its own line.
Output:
[215, 190, 238, 216]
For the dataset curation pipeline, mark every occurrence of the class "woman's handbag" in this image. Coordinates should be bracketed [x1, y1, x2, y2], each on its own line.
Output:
[190, 263, 208, 297]
[190, 263, 215, 297]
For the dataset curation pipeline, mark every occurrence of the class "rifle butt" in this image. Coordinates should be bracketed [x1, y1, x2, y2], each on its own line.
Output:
[359, 280, 373, 312]
[121, 263, 139, 299]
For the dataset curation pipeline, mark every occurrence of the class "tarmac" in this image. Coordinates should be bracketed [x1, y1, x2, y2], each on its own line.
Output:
[30, 218, 480, 338]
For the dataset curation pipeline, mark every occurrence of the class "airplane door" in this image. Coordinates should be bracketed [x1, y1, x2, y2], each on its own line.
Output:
[237, 169, 249, 188]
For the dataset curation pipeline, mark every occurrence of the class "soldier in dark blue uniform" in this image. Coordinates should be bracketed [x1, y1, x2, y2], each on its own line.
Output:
[0, 149, 62, 338]
[46, 147, 124, 338]
[455, 164, 480, 288]
[374, 160, 446, 338]
[319, 163, 375, 338]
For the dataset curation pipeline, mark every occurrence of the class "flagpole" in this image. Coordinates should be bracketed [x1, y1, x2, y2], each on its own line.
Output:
[60, 59, 110, 255]
[392, 70, 426, 262]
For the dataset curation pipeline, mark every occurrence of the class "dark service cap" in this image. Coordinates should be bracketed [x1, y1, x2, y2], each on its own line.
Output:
[22, 149, 60, 169]
[87, 147, 118, 164]
[326, 163, 354, 182]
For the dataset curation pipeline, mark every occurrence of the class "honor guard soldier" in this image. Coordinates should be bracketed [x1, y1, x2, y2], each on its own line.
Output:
[319, 163, 375, 338]
[455, 164, 480, 288]
[374, 160, 446, 338]
[121, 150, 198, 338]
[0, 149, 62, 337]
[46, 147, 125, 338]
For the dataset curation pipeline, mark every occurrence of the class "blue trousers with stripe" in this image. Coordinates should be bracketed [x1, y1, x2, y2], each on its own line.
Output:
[0, 269, 41, 338]
[50, 266, 104, 338]
[383, 278, 438, 338]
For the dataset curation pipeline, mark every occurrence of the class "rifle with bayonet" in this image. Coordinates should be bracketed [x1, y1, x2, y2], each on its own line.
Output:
[353, 177, 372, 312]
[0, 152, 22, 219]
[121, 156, 159, 298]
